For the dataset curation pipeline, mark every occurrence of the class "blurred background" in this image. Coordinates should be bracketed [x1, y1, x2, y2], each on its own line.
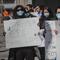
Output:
[0, 0, 60, 60]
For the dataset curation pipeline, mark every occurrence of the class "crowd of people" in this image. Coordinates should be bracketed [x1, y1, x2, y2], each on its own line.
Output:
[2, 4, 60, 60]
[2, 4, 60, 20]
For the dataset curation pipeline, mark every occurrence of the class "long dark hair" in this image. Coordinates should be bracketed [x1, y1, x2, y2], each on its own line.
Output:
[38, 8, 45, 29]
[44, 7, 53, 19]
[13, 5, 26, 19]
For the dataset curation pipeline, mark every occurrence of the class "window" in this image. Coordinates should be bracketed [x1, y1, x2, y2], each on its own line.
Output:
[3, 0, 16, 4]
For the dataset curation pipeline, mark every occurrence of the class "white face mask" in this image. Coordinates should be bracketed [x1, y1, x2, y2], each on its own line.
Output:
[30, 12, 38, 16]
[44, 12, 49, 17]
[17, 10, 24, 16]
[56, 13, 60, 19]
[31, 12, 42, 17]
[38, 12, 42, 17]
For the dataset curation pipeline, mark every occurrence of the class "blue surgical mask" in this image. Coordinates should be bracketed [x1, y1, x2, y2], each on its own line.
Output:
[56, 13, 60, 19]
[17, 10, 24, 16]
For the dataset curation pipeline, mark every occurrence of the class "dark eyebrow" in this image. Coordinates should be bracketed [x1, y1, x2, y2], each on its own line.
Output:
[44, 12, 49, 13]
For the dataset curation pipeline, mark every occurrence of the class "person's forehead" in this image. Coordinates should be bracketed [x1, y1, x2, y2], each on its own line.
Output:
[44, 9, 48, 12]
[17, 7, 22, 10]
[57, 8, 60, 12]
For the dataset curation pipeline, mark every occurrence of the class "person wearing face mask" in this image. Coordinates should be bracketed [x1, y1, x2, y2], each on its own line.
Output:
[35, 6, 45, 59]
[38, 5, 44, 17]
[24, 9, 36, 17]
[13, 5, 26, 19]
[43, 7, 58, 60]
[37, 14, 45, 60]
[37, 6, 54, 60]
[26, 4, 34, 12]
[33, 5, 44, 17]
[8, 5, 26, 60]
[44, 7, 53, 20]
[8, 5, 35, 60]
[55, 6, 60, 20]
[33, 6, 41, 17]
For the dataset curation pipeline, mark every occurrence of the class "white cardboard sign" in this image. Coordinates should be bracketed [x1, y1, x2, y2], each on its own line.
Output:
[4, 17, 41, 48]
